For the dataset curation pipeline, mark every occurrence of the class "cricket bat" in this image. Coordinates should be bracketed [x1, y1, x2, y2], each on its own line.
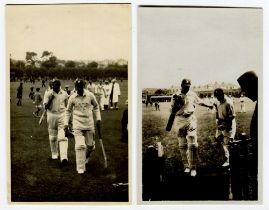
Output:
[166, 113, 176, 131]
[96, 122, 108, 168]
[39, 109, 47, 125]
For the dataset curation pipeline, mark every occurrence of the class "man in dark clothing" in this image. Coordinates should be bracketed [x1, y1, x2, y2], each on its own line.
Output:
[16, 82, 23, 106]
[237, 71, 258, 200]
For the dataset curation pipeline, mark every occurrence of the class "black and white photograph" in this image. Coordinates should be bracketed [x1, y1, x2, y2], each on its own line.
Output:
[138, 6, 262, 202]
[7, 4, 131, 202]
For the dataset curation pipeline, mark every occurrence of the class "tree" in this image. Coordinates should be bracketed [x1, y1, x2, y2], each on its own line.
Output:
[87, 61, 98, 68]
[25, 52, 38, 67]
[41, 50, 51, 58]
[41, 56, 58, 69]
[15, 60, 26, 69]
[65, 60, 76, 68]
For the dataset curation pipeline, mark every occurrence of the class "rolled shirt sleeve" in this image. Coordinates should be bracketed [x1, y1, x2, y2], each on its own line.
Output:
[90, 93, 101, 121]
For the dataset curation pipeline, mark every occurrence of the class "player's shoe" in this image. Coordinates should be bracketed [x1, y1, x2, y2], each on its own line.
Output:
[60, 159, 68, 167]
[116, 107, 119, 110]
[77, 169, 85, 174]
[51, 154, 58, 160]
[190, 169, 197, 177]
[222, 161, 230, 167]
[184, 167, 190, 173]
[33, 112, 38, 117]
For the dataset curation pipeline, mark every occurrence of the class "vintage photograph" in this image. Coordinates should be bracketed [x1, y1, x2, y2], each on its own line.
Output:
[7, 4, 131, 202]
[138, 6, 262, 202]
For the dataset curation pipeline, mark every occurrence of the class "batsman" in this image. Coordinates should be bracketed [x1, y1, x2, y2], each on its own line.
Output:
[64, 79, 101, 174]
[43, 79, 69, 165]
[168, 79, 213, 177]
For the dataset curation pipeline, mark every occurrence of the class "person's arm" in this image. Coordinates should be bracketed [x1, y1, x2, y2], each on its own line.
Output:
[195, 94, 213, 109]
[90, 93, 101, 123]
[44, 93, 54, 110]
[64, 96, 74, 128]
[224, 103, 235, 130]
[102, 87, 106, 97]
[43, 91, 50, 108]
[64, 92, 68, 107]
[39, 94, 43, 103]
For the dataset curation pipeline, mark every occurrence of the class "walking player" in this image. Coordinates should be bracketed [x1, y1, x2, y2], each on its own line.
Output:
[171, 79, 213, 176]
[43, 79, 69, 165]
[214, 88, 236, 167]
[95, 80, 106, 111]
[16, 82, 23, 106]
[33, 88, 42, 117]
[64, 79, 101, 174]
[109, 78, 121, 110]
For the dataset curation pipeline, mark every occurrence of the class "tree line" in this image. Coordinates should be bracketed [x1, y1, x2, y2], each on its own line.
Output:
[10, 51, 128, 81]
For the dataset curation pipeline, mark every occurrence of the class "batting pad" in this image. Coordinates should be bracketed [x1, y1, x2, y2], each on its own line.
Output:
[188, 146, 197, 170]
[59, 137, 68, 161]
[49, 135, 58, 158]
[74, 136, 86, 172]
[76, 149, 86, 172]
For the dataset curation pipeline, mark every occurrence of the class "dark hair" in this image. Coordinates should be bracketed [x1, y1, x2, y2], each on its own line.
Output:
[214, 88, 224, 97]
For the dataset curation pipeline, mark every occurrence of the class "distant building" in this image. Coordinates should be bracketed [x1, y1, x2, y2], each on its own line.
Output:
[189, 82, 240, 98]
[116, 59, 128, 66]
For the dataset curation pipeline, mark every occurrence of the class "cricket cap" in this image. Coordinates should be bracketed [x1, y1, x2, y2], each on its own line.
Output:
[181, 79, 191, 87]
[214, 88, 224, 97]
[75, 79, 85, 87]
[52, 78, 61, 86]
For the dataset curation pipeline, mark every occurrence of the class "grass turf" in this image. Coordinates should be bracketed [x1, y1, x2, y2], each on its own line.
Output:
[142, 98, 256, 200]
[10, 80, 129, 202]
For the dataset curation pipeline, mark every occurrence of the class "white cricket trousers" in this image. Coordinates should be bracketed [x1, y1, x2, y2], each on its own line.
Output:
[73, 130, 95, 173]
[176, 115, 198, 170]
[47, 111, 68, 161]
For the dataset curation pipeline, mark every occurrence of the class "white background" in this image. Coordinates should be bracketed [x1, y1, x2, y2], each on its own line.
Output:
[1, 0, 268, 210]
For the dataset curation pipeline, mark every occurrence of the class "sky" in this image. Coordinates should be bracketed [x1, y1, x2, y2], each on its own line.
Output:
[138, 7, 262, 88]
[6, 4, 131, 61]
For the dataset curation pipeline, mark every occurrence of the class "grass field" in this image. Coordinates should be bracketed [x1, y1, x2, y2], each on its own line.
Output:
[10, 80, 128, 202]
[142, 97, 256, 200]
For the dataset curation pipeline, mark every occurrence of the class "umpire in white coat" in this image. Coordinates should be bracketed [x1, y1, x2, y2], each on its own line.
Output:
[110, 78, 121, 110]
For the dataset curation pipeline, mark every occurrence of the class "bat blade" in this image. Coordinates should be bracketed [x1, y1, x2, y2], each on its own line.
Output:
[96, 122, 107, 168]
[39, 110, 46, 125]
[99, 139, 108, 168]
[166, 113, 176, 131]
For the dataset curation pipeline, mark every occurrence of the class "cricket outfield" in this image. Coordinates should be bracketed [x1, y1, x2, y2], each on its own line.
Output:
[10, 80, 129, 202]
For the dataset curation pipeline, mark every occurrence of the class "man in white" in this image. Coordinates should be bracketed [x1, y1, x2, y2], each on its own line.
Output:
[109, 78, 121, 110]
[214, 88, 236, 167]
[95, 80, 106, 111]
[87, 80, 95, 94]
[43, 79, 69, 166]
[64, 79, 101, 174]
[172, 79, 213, 177]
[239, 94, 246, 113]
[103, 80, 112, 110]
